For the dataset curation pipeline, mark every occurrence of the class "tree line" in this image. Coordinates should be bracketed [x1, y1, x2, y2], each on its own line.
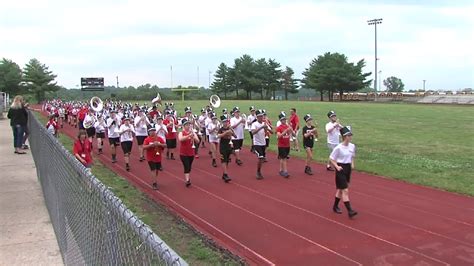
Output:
[1, 53, 409, 103]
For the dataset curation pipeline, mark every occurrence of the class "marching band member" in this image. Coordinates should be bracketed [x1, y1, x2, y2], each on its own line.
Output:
[325, 111, 343, 171]
[178, 118, 200, 187]
[163, 111, 177, 160]
[198, 108, 208, 148]
[46, 114, 59, 138]
[83, 108, 97, 145]
[119, 117, 135, 171]
[276, 113, 293, 178]
[330, 126, 357, 218]
[106, 110, 121, 163]
[302, 114, 318, 175]
[58, 105, 65, 128]
[154, 115, 168, 140]
[217, 115, 235, 182]
[206, 113, 219, 167]
[143, 127, 167, 190]
[247, 106, 257, 153]
[230, 107, 245, 166]
[263, 110, 272, 150]
[289, 108, 301, 152]
[94, 114, 107, 154]
[77, 105, 88, 130]
[134, 109, 150, 162]
[251, 110, 273, 180]
[71, 104, 79, 127]
[204, 109, 213, 149]
[73, 129, 93, 168]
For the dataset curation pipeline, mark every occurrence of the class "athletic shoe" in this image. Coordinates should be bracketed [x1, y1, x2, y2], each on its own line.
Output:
[126, 164, 130, 171]
[279, 171, 285, 177]
[236, 159, 243, 166]
[326, 166, 334, 171]
[222, 174, 231, 183]
[256, 172, 264, 180]
[333, 206, 342, 214]
[22, 144, 29, 149]
[348, 210, 358, 218]
[152, 182, 158, 190]
[283, 172, 290, 178]
[185, 180, 192, 187]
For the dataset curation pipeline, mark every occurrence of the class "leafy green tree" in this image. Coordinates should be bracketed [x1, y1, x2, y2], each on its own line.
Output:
[211, 63, 231, 99]
[233, 54, 258, 100]
[383, 76, 405, 92]
[281, 66, 298, 100]
[0, 58, 23, 95]
[265, 59, 282, 100]
[302, 52, 371, 101]
[23, 59, 59, 103]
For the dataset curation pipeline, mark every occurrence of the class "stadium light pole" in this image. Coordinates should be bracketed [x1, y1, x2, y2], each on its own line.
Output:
[378, 70, 382, 91]
[116, 76, 119, 88]
[367, 18, 383, 96]
[423, 80, 426, 91]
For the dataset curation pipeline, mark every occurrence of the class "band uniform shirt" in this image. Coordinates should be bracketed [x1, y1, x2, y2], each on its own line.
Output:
[251, 121, 267, 146]
[207, 121, 219, 143]
[218, 127, 232, 150]
[154, 123, 168, 139]
[204, 116, 212, 135]
[230, 116, 245, 140]
[330, 143, 356, 164]
[119, 124, 135, 142]
[179, 130, 195, 156]
[143, 136, 165, 162]
[290, 114, 299, 131]
[302, 125, 315, 147]
[46, 119, 58, 135]
[247, 114, 256, 131]
[276, 124, 291, 148]
[94, 119, 106, 133]
[106, 117, 120, 138]
[326, 122, 341, 145]
[163, 118, 177, 139]
[134, 116, 149, 137]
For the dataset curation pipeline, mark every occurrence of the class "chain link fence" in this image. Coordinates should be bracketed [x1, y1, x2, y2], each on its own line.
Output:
[28, 110, 187, 266]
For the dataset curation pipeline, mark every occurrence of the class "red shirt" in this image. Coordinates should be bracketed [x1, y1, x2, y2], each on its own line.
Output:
[290, 114, 299, 131]
[163, 118, 177, 139]
[277, 124, 291, 148]
[143, 136, 165, 162]
[73, 139, 93, 166]
[179, 130, 195, 156]
[78, 108, 88, 121]
[46, 119, 59, 133]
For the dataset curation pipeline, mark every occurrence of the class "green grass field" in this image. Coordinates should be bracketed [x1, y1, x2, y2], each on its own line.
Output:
[164, 100, 474, 196]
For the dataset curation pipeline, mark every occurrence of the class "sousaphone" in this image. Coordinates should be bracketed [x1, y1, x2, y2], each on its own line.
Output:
[152, 92, 162, 105]
[209, 94, 221, 108]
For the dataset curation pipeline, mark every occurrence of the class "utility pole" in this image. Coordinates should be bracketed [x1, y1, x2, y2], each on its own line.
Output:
[116, 76, 119, 88]
[378, 70, 382, 91]
[423, 80, 426, 91]
[368, 18, 383, 97]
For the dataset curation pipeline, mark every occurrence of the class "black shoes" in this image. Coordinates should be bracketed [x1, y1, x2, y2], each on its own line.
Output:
[326, 166, 334, 171]
[152, 182, 158, 190]
[305, 166, 313, 175]
[212, 159, 217, 167]
[222, 174, 231, 183]
[185, 180, 191, 187]
[236, 159, 243, 166]
[126, 164, 130, 171]
[333, 206, 342, 214]
[256, 172, 264, 180]
[348, 210, 358, 218]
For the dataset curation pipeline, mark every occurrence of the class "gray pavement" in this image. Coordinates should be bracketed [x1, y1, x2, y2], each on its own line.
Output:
[0, 116, 63, 265]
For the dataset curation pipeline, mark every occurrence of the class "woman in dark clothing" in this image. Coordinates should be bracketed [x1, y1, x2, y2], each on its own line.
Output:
[7, 95, 28, 154]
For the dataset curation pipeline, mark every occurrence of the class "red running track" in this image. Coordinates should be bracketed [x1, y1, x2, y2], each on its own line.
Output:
[53, 114, 474, 265]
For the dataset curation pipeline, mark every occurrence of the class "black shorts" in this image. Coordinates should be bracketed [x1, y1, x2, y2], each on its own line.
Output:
[148, 161, 162, 171]
[278, 147, 290, 159]
[254, 145, 266, 159]
[265, 138, 270, 147]
[335, 163, 352, 189]
[96, 132, 105, 139]
[303, 139, 314, 149]
[78, 120, 85, 129]
[86, 127, 96, 137]
[109, 137, 120, 146]
[136, 136, 146, 145]
[166, 139, 177, 149]
[121, 141, 133, 154]
[232, 139, 243, 150]
[180, 155, 194, 174]
[220, 148, 232, 163]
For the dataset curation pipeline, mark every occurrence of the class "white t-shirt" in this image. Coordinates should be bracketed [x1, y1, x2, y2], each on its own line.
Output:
[94, 119, 106, 133]
[119, 124, 135, 142]
[134, 116, 149, 136]
[230, 116, 245, 140]
[198, 114, 207, 128]
[326, 122, 341, 145]
[155, 123, 168, 139]
[207, 121, 219, 143]
[251, 121, 266, 146]
[204, 117, 212, 135]
[330, 143, 356, 164]
[106, 117, 120, 138]
[247, 114, 256, 131]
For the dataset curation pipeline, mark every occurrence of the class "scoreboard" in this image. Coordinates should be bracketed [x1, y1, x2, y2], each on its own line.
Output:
[81, 77, 104, 91]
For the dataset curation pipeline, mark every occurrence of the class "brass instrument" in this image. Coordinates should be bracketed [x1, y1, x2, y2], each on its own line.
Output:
[152, 92, 162, 105]
[90, 96, 103, 112]
[209, 94, 221, 108]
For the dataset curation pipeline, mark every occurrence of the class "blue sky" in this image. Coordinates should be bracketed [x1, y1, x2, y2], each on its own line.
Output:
[1, 0, 473, 91]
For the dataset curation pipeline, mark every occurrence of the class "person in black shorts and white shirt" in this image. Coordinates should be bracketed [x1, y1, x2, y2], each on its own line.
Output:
[326, 110, 343, 171]
[230, 106, 245, 166]
[246, 106, 257, 152]
[302, 114, 319, 175]
[119, 117, 135, 171]
[94, 115, 107, 154]
[134, 109, 150, 162]
[329, 126, 357, 218]
[106, 110, 121, 163]
[251, 109, 273, 179]
[217, 115, 235, 183]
